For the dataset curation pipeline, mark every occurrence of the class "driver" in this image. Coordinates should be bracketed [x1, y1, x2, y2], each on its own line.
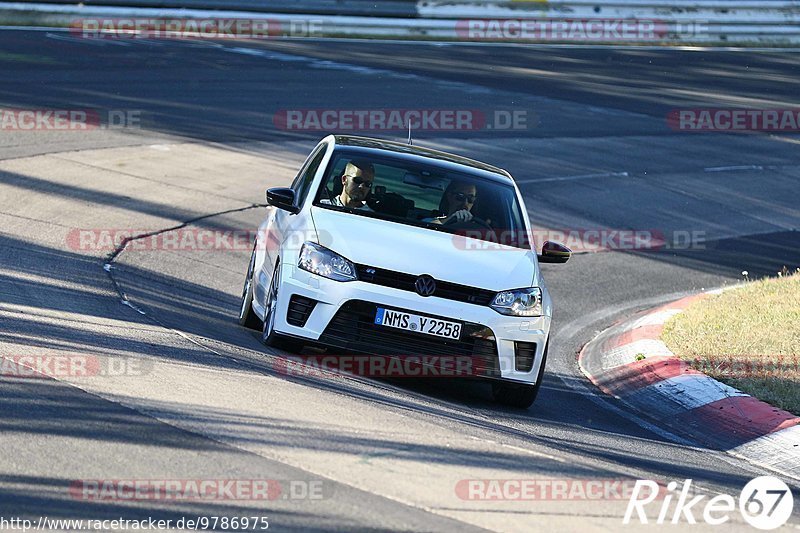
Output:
[427, 180, 477, 225]
[321, 160, 375, 211]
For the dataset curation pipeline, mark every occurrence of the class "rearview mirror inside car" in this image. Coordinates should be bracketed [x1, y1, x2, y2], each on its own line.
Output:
[402, 172, 448, 190]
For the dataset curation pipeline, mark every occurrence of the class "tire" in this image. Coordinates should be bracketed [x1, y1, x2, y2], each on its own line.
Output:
[261, 260, 303, 353]
[491, 342, 548, 408]
[238, 246, 263, 330]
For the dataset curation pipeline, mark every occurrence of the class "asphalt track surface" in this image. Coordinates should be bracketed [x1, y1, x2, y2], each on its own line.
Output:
[1, 29, 799, 531]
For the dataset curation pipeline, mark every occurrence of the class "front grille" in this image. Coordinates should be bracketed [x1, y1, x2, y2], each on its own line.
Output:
[287, 295, 316, 327]
[318, 300, 500, 377]
[514, 341, 537, 373]
[355, 264, 496, 306]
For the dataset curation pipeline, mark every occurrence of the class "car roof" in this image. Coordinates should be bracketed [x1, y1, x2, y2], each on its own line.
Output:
[332, 135, 514, 185]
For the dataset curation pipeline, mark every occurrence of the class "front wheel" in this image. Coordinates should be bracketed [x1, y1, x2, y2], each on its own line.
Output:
[491, 342, 548, 408]
[238, 247, 262, 330]
[261, 261, 303, 352]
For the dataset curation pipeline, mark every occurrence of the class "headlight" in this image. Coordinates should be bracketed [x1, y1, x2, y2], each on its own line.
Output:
[490, 287, 542, 316]
[298, 242, 357, 282]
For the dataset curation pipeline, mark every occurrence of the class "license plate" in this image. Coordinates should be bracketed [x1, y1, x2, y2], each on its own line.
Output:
[374, 308, 462, 340]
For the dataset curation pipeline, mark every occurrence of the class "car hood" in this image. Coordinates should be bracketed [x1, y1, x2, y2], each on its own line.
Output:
[310, 207, 538, 291]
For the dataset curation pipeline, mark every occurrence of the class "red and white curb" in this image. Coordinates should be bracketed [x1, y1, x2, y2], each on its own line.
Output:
[579, 292, 800, 480]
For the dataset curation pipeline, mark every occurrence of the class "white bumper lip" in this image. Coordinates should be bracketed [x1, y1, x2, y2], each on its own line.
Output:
[274, 265, 551, 385]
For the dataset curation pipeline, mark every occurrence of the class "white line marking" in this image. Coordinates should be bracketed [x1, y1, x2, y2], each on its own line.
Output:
[627, 309, 683, 329]
[704, 164, 764, 172]
[221, 45, 493, 95]
[731, 424, 800, 481]
[45, 32, 131, 46]
[625, 374, 748, 416]
[226, 47, 273, 57]
[603, 339, 674, 369]
[516, 171, 629, 184]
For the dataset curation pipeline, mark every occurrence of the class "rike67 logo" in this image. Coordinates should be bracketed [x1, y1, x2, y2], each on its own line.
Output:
[625, 476, 794, 529]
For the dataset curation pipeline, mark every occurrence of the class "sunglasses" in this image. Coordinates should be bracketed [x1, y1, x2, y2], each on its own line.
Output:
[346, 175, 374, 188]
[451, 192, 477, 203]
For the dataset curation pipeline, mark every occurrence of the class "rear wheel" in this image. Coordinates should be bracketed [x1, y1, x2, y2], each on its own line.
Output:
[261, 261, 303, 353]
[491, 342, 548, 408]
[238, 247, 262, 330]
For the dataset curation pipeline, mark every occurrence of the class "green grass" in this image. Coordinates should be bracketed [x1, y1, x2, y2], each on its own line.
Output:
[662, 269, 800, 414]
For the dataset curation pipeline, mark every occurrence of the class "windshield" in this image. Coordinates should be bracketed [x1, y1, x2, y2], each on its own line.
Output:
[313, 152, 530, 249]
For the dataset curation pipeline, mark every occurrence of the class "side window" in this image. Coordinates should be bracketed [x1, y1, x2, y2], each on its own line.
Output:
[318, 158, 349, 201]
[292, 145, 327, 206]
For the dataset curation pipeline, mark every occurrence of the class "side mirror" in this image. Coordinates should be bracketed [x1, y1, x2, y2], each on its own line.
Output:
[538, 241, 571, 264]
[266, 187, 299, 214]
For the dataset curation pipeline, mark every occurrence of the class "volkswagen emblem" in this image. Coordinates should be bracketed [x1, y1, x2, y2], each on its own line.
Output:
[415, 275, 437, 297]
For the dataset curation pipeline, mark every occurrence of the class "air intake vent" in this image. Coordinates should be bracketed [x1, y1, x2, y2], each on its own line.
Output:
[287, 295, 316, 328]
[514, 342, 537, 373]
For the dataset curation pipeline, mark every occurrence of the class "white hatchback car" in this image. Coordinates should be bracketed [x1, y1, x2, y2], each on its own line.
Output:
[239, 135, 570, 408]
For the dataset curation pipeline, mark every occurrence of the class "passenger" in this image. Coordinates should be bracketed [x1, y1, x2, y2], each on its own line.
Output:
[426, 180, 477, 224]
[321, 160, 375, 211]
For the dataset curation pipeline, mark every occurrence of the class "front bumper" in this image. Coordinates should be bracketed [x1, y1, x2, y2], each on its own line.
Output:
[273, 264, 551, 384]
